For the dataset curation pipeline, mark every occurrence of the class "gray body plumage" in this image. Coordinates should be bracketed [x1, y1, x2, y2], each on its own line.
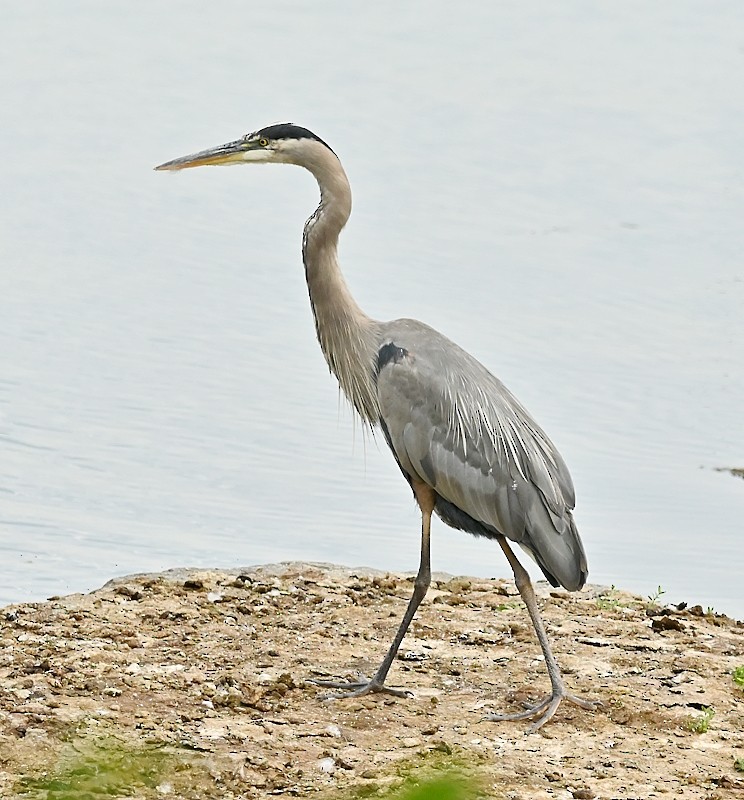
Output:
[155, 122, 597, 730]
[373, 318, 587, 592]
[293, 134, 587, 592]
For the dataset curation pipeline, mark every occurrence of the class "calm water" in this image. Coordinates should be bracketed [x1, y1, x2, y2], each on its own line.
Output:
[2, 2, 743, 616]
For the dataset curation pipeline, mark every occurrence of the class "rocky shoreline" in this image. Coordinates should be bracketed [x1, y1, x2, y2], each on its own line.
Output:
[2, 562, 743, 798]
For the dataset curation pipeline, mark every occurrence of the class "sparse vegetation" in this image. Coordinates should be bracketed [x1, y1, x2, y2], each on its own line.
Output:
[596, 585, 620, 610]
[735, 757, 744, 773]
[336, 753, 485, 800]
[685, 706, 715, 734]
[370, 772, 481, 800]
[647, 585, 666, 607]
[733, 665, 744, 689]
[16, 736, 203, 799]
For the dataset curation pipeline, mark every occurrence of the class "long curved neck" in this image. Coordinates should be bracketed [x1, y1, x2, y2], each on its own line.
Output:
[301, 148, 381, 424]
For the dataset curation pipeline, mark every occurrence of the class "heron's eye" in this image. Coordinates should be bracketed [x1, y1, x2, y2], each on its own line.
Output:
[258, 138, 269, 147]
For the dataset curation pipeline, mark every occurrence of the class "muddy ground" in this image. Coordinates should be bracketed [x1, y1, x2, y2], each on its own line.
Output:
[1, 562, 743, 799]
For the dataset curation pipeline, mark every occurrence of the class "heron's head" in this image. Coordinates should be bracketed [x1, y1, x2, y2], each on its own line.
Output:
[154, 123, 336, 172]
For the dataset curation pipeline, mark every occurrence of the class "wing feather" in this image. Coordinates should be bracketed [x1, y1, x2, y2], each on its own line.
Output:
[376, 319, 587, 591]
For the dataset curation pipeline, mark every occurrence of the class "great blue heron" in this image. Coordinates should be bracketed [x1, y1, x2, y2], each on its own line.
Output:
[155, 123, 598, 731]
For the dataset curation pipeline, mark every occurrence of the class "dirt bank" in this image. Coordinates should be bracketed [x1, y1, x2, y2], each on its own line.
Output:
[1, 562, 743, 799]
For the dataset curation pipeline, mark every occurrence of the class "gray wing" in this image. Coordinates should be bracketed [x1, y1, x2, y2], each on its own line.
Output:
[375, 319, 587, 591]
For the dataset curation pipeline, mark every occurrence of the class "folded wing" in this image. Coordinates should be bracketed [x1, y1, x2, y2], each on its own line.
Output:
[376, 320, 587, 591]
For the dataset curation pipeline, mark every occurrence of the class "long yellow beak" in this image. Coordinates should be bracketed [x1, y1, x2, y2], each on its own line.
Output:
[154, 138, 248, 171]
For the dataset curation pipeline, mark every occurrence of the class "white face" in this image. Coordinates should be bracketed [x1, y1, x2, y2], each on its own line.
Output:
[240, 135, 316, 166]
[240, 147, 275, 163]
[238, 136, 296, 164]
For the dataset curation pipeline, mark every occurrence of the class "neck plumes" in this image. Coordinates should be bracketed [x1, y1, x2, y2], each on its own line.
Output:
[301, 148, 381, 425]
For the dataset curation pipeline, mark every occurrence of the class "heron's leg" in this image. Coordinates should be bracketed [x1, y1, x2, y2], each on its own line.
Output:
[311, 482, 435, 700]
[485, 535, 598, 732]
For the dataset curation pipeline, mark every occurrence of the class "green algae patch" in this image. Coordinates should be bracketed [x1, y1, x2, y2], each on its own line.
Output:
[326, 751, 491, 800]
[15, 736, 208, 800]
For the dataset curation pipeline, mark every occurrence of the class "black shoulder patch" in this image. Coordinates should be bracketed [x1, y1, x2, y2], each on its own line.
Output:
[376, 343, 409, 375]
[255, 123, 335, 155]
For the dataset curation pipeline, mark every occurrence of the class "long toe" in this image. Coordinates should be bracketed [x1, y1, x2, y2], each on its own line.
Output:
[484, 694, 552, 723]
[485, 689, 600, 733]
[564, 692, 600, 711]
[308, 675, 412, 699]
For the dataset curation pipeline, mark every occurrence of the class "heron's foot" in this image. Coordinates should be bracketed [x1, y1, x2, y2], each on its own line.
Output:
[308, 673, 412, 700]
[484, 688, 599, 733]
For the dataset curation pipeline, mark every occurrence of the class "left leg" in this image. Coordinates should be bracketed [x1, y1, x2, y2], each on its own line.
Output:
[485, 535, 599, 732]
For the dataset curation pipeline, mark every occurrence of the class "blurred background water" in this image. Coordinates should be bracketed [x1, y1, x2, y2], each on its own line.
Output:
[1, 1, 742, 616]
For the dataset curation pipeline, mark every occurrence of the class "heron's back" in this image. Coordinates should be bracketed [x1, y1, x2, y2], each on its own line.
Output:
[374, 318, 587, 591]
